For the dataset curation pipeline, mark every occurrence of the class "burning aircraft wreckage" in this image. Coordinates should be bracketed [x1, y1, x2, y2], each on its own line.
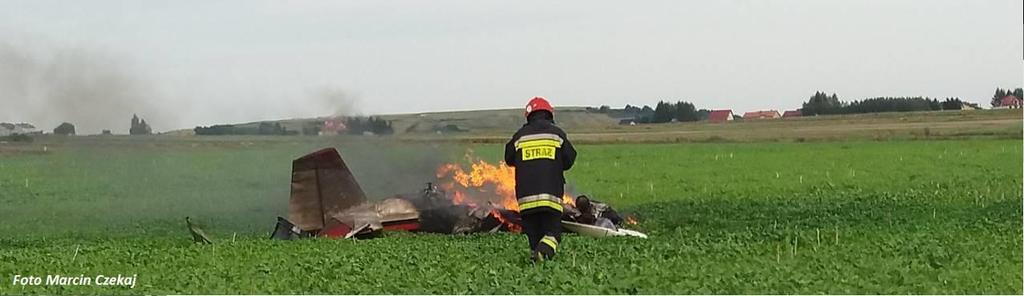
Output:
[264, 147, 645, 241]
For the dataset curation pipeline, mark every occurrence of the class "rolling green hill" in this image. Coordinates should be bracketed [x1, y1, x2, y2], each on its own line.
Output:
[168, 108, 1020, 143]
[176, 107, 621, 136]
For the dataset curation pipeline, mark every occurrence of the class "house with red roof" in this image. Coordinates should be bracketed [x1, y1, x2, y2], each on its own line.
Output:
[996, 95, 1021, 109]
[782, 110, 802, 118]
[319, 118, 347, 135]
[707, 110, 734, 123]
[742, 110, 781, 120]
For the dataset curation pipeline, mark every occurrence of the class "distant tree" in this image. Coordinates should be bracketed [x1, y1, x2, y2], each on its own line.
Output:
[53, 122, 76, 135]
[129, 114, 152, 135]
[344, 116, 394, 135]
[302, 121, 322, 135]
[941, 98, 964, 110]
[636, 105, 655, 123]
[991, 88, 1008, 107]
[257, 122, 287, 135]
[347, 117, 364, 135]
[696, 109, 711, 121]
[844, 97, 941, 113]
[195, 124, 237, 135]
[673, 101, 699, 122]
[802, 91, 844, 115]
[620, 101, 707, 124]
[930, 98, 942, 110]
[808, 95, 951, 114]
[803, 92, 946, 115]
[652, 101, 675, 123]
[598, 105, 611, 113]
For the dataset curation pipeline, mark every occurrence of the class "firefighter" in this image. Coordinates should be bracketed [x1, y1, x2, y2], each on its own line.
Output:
[504, 96, 577, 262]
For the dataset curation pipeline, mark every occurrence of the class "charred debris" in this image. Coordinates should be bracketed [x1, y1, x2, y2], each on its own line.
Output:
[192, 147, 644, 242]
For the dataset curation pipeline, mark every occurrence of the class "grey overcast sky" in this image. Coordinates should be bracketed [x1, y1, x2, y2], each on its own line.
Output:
[1, 0, 1022, 133]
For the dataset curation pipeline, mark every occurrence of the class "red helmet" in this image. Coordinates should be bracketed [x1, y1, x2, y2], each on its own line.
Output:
[524, 96, 554, 118]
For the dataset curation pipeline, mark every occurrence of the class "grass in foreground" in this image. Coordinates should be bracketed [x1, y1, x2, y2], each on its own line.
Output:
[1, 138, 1021, 294]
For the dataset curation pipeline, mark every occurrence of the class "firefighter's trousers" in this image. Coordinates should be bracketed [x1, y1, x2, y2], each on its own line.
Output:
[521, 209, 562, 259]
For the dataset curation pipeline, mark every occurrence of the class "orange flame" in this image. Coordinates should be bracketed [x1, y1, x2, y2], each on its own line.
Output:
[436, 158, 518, 210]
[436, 152, 575, 231]
[562, 195, 575, 206]
[450, 190, 474, 206]
[489, 209, 521, 233]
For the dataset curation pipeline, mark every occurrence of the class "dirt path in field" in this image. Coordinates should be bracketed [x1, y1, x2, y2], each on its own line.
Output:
[394, 117, 1021, 144]
[789, 119, 1020, 132]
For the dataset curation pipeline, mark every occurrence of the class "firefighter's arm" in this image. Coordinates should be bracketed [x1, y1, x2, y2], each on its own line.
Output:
[504, 136, 517, 167]
[561, 136, 577, 170]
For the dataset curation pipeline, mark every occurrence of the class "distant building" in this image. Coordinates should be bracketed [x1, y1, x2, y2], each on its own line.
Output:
[743, 110, 781, 120]
[996, 95, 1021, 109]
[707, 110, 735, 123]
[782, 110, 802, 118]
[319, 118, 347, 135]
[618, 118, 637, 125]
[960, 102, 981, 110]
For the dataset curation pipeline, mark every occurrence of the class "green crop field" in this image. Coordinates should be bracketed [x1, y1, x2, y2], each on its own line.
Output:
[1, 137, 1021, 294]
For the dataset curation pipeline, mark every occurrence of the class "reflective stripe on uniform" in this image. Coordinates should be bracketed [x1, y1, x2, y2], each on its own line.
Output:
[540, 235, 558, 251]
[514, 133, 563, 148]
[516, 134, 562, 161]
[520, 192, 561, 203]
[515, 139, 561, 150]
[518, 193, 563, 212]
[520, 200, 563, 212]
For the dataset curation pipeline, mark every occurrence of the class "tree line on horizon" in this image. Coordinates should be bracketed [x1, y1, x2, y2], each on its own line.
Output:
[194, 116, 394, 136]
[594, 87, 1020, 123]
[801, 92, 963, 115]
[194, 121, 294, 136]
[592, 102, 710, 123]
[799, 88, 1024, 116]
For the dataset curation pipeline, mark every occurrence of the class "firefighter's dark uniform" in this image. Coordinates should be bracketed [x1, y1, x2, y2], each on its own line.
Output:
[504, 116, 576, 260]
